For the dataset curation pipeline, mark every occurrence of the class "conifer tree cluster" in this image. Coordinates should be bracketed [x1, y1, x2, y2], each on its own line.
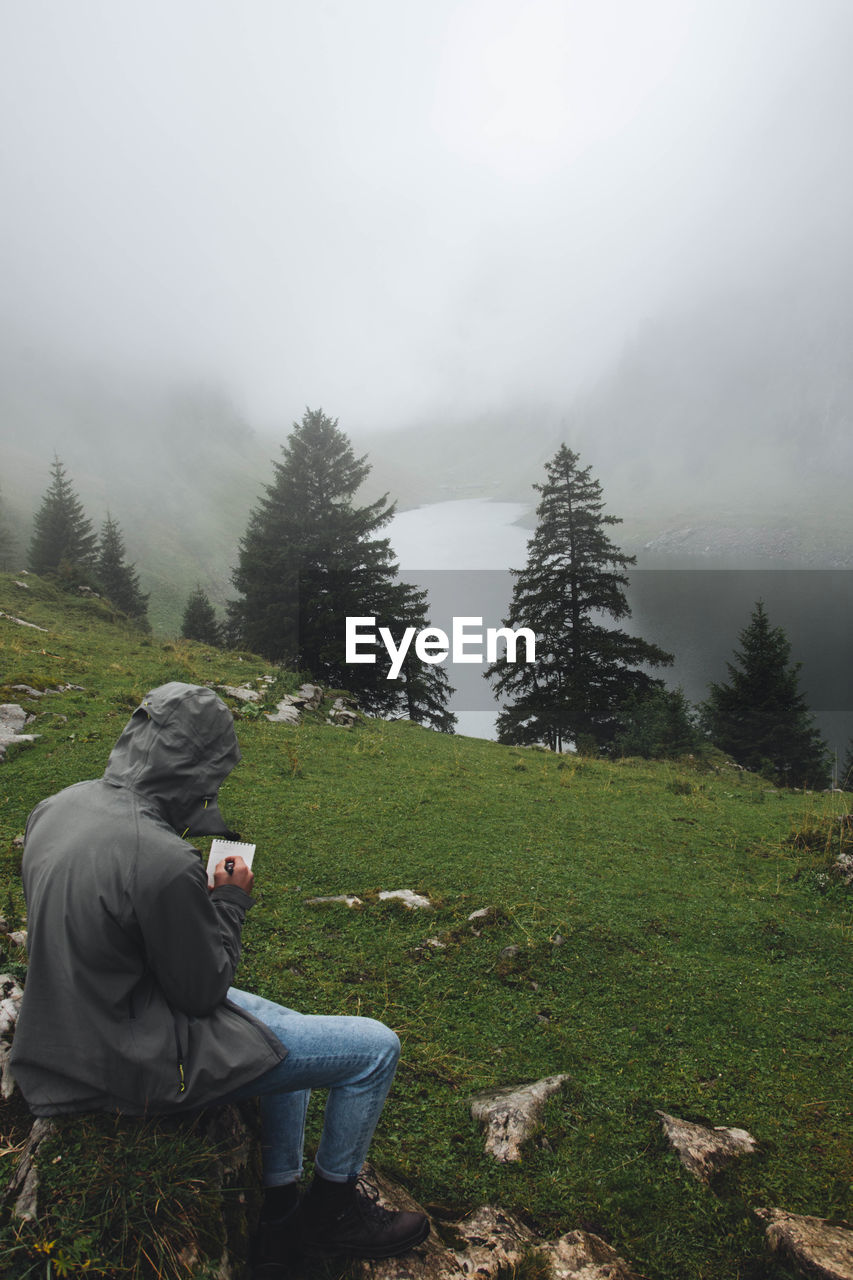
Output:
[229, 409, 455, 729]
[27, 457, 149, 628]
[16, 435, 838, 776]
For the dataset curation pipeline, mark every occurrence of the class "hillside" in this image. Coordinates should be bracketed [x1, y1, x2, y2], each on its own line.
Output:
[1, 573, 851, 1278]
[0, 344, 275, 632]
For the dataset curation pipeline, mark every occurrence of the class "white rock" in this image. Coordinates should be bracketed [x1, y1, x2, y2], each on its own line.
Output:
[0, 704, 41, 761]
[328, 697, 359, 727]
[471, 1075, 570, 1163]
[0, 705, 28, 733]
[0, 612, 48, 631]
[265, 701, 301, 724]
[542, 1230, 641, 1279]
[219, 684, 262, 702]
[379, 889, 432, 910]
[305, 895, 363, 908]
[0, 976, 24, 1100]
[351, 1165, 640, 1280]
[657, 1111, 758, 1181]
[756, 1207, 853, 1280]
[298, 683, 323, 708]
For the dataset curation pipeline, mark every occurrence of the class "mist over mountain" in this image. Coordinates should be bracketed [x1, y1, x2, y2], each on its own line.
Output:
[4, 276, 852, 762]
[361, 270, 853, 569]
[572, 269, 853, 541]
[0, 332, 272, 629]
[4, 0, 853, 621]
[3, 257, 852, 640]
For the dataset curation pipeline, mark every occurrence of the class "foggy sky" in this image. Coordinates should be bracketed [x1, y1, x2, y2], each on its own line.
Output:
[2, 0, 852, 434]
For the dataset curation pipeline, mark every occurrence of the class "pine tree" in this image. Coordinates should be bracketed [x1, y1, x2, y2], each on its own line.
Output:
[388, 581, 457, 732]
[613, 686, 701, 759]
[701, 601, 829, 787]
[485, 445, 673, 751]
[28, 457, 97, 579]
[230, 408, 454, 725]
[840, 739, 853, 791]
[96, 513, 149, 628]
[0, 484, 17, 571]
[182, 585, 222, 646]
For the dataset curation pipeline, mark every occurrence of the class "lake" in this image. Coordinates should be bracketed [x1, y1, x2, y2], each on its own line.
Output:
[387, 502, 852, 766]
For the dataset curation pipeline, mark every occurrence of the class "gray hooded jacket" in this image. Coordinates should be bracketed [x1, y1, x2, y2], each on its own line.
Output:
[10, 682, 286, 1116]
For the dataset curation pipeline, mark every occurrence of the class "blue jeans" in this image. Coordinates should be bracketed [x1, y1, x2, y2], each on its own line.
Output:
[221, 988, 401, 1187]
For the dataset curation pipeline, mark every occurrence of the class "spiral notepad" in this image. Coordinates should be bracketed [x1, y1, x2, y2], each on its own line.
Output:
[206, 839, 256, 886]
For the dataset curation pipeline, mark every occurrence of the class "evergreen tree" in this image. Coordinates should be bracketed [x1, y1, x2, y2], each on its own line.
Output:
[613, 686, 702, 759]
[28, 457, 97, 579]
[96, 513, 149, 628]
[701, 601, 829, 787]
[389, 581, 457, 732]
[182, 585, 222, 645]
[839, 739, 853, 792]
[0, 484, 17, 571]
[485, 445, 672, 751]
[230, 408, 454, 726]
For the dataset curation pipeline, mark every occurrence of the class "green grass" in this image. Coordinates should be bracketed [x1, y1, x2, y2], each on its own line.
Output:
[1, 571, 851, 1279]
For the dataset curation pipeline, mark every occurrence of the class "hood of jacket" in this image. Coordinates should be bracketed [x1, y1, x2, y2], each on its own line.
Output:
[103, 682, 241, 836]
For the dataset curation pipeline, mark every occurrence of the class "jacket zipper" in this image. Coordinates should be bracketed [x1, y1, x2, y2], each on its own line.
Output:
[172, 1019, 186, 1094]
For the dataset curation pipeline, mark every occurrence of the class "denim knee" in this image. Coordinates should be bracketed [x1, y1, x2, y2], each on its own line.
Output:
[357, 1018, 400, 1072]
[375, 1021, 401, 1068]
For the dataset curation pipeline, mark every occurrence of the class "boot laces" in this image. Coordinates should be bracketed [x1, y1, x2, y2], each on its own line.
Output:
[353, 1179, 398, 1226]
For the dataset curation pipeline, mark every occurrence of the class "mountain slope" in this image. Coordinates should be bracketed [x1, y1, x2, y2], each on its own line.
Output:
[1, 573, 850, 1279]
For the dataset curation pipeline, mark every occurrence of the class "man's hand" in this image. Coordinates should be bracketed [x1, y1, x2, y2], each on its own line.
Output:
[212, 855, 254, 894]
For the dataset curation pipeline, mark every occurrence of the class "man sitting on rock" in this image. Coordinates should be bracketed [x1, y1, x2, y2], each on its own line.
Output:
[10, 681, 429, 1274]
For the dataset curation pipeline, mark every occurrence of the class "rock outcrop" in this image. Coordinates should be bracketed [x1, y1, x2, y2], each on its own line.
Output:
[219, 683, 263, 702]
[305, 894, 364, 908]
[470, 1075, 570, 1163]
[379, 889, 432, 910]
[0, 686, 85, 762]
[304, 889, 432, 910]
[0, 611, 48, 632]
[5, 1116, 56, 1220]
[0, 972, 24, 1099]
[0, 704, 40, 761]
[328, 696, 359, 726]
[354, 1164, 639, 1280]
[657, 1111, 757, 1181]
[266, 682, 324, 723]
[755, 1207, 853, 1280]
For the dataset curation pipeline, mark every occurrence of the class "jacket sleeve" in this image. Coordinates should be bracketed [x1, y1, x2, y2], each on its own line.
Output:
[134, 845, 254, 1017]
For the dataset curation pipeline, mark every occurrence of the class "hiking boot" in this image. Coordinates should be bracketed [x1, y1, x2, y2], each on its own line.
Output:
[299, 1173, 431, 1259]
[251, 1200, 302, 1279]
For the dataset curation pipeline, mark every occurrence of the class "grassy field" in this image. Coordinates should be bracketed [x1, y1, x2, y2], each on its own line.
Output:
[1, 571, 851, 1279]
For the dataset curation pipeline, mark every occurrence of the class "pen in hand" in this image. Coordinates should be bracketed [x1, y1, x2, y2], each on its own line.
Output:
[211, 852, 254, 893]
